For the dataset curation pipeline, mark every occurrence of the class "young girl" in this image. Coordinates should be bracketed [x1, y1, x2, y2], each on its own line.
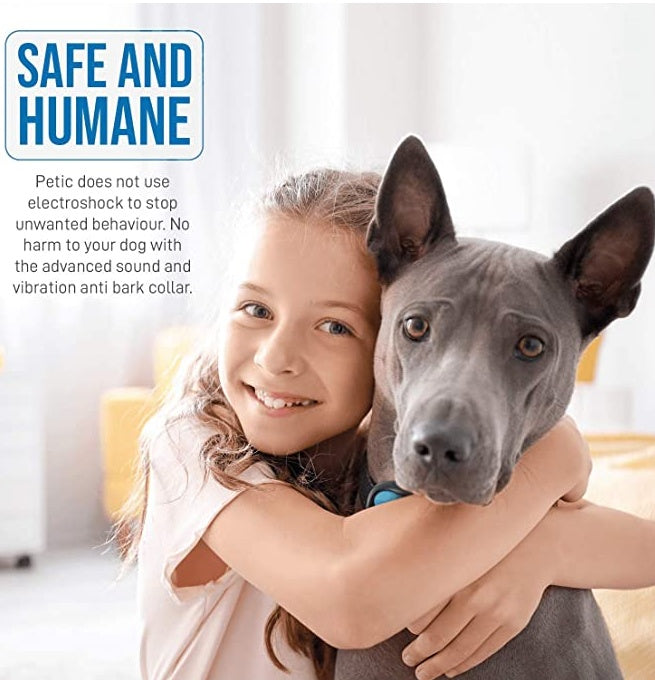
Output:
[120, 168, 655, 680]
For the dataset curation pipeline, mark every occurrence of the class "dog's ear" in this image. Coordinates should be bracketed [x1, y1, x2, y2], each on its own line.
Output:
[553, 186, 655, 337]
[367, 135, 455, 284]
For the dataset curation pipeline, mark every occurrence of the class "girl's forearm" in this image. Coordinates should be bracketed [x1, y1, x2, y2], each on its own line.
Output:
[543, 500, 655, 590]
[339, 438, 579, 647]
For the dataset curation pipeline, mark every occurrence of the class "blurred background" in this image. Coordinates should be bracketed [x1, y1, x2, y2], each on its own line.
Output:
[1, 3, 654, 678]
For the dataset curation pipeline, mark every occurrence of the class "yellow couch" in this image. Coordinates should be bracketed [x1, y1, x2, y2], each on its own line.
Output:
[586, 444, 655, 678]
[100, 326, 198, 520]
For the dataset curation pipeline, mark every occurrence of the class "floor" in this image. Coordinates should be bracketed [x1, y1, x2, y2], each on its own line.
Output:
[0, 546, 139, 679]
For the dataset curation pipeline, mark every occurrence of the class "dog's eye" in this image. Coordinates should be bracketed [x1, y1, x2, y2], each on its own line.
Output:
[515, 335, 545, 360]
[403, 316, 430, 341]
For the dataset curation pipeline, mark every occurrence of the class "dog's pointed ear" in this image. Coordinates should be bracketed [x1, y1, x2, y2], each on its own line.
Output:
[367, 136, 456, 284]
[553, 186, 655, 337]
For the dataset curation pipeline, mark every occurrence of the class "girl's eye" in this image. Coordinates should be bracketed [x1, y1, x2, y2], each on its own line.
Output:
[514, 335, 545, 361]
[318, 320, 353, 336]
[241, 303, 272, 320]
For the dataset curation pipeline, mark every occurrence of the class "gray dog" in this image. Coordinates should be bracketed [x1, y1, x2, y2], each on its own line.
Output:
[335, 137, 654, 679]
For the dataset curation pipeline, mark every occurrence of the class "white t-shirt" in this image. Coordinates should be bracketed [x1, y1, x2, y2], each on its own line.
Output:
[137, 418, 319, 680]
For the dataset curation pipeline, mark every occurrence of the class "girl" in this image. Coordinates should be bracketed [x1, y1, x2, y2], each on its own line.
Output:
[118, 168, 655, 680]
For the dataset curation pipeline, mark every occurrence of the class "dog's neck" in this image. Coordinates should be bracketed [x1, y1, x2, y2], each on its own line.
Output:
[367, 389, 397, 483]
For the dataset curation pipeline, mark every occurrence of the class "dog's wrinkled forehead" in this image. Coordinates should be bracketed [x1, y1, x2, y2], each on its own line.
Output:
[383, 237, 576, 329]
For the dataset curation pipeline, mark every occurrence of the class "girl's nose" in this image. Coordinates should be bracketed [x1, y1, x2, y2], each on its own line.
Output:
[253, 326, 305, 376]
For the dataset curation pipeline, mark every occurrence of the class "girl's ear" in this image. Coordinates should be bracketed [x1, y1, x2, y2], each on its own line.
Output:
[553, 186, 655, 337]
[367, 135, 456, 285]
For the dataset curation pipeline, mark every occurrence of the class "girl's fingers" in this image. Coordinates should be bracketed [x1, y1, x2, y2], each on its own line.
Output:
[407, 598, 451, 635]
[403, 601, 473, 666]
[444, 625, 522, 677]
[411, 620, 498, 680]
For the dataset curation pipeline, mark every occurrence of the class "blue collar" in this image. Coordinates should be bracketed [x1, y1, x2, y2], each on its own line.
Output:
[367, 481, 412, 507]
[359, 462, 412, 508]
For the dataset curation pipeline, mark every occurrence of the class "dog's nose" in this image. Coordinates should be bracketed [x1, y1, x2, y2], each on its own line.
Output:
[411, 423, 473, 465]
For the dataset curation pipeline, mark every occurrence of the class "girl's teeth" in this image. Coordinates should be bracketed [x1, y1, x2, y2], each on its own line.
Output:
[254, 388, 314, 410]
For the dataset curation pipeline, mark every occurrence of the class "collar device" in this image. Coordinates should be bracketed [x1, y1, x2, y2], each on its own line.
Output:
[367, 481, 412, 507]
[359, 463, 412, 508]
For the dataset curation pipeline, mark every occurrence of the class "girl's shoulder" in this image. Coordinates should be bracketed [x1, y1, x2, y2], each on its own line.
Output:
[148, 415, 278, 490]
[149, 416, 216, 462]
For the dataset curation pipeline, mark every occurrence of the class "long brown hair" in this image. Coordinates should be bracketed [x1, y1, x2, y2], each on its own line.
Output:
[113, 168, 381, 680]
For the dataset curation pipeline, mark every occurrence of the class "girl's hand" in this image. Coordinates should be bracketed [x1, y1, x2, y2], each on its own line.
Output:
[401, 544, 551, 679]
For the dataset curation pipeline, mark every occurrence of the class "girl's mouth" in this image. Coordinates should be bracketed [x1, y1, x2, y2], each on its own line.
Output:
[245, 385, 319, 411]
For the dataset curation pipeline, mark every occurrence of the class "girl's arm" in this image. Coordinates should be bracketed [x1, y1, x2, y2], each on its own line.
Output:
[201, 417, 588, 649]
[542, 499, 655, 589]
[399, 502, 655, 679]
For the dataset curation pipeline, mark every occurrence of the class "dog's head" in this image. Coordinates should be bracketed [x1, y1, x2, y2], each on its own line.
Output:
[368, 136, 654, 504]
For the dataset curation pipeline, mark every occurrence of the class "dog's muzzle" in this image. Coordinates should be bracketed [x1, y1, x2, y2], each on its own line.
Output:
[393, 418, 502, 505]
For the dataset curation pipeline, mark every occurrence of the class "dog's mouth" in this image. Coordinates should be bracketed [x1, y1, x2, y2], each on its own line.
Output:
[419, 487, 460, 505]
[427, 483, 496, 506]
[395, 458, 507, 506]
[494, 467, 513, 493]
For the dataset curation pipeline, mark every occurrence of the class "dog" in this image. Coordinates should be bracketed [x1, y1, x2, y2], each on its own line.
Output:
[334, 136, 654, 679]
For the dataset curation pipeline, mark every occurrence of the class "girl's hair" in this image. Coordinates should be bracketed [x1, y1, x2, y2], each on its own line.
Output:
[114, 167, 381, 680]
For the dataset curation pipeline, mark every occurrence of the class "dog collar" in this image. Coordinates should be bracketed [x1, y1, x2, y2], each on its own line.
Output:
[367, 481, 412, 507]
[359, 463, 412, 508]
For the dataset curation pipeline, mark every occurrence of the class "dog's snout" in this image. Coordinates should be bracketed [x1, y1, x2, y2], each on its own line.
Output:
[411, 423, 473, 465]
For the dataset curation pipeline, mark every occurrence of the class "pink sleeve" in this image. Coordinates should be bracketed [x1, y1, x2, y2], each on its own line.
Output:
[146, 418, 280, 603]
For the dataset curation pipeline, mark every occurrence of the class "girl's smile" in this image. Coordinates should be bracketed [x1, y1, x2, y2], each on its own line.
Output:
[246, 384, 319, 414]
[218, 216, 381, 455]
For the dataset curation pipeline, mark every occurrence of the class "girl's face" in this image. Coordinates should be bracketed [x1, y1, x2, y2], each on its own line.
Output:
[218, 216, 381, 455]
